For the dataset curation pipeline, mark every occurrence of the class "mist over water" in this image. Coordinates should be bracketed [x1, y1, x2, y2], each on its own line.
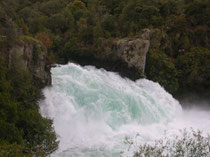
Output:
[39, 63, 210, 157]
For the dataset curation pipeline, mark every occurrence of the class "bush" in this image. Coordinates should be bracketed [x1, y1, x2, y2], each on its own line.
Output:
[175, 47, 210, 92]
[0, 62, 58, 156]
[17, 110, 58, 156]
[124, 129, 210, 157]
[36, 32, 52, 48]
[0, 121, 22, 144]
[0, 141, 27, 157]
[145, 49, 179, 94]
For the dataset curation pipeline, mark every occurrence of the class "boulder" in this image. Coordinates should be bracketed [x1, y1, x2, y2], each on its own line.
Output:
[116, 38, 150, 76]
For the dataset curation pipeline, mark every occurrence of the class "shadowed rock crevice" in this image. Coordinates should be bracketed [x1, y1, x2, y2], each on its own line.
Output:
[63, 29, 151, 81]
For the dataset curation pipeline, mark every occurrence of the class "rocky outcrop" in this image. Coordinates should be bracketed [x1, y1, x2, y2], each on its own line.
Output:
[116, 38, 150, 76]
[9, 42, 51, 86]
[67, 29, 151, 79]
[101, 29, 150, 77]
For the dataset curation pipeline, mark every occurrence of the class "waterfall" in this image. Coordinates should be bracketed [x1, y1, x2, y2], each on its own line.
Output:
[39, 63, 210, 157]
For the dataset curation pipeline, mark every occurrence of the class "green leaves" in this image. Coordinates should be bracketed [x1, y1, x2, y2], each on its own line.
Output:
[0, 121, 22, 144]
[176, 47, 210, 92]
[67, 0, 88, 21]
[146, 49, 179, 94]
[0, 63, 58, 156]
[146, 47, 210, 95]
[185, 0, 210, 26]
[17, 110, 58, 156]
[127, 129, 210, 157]
[0, 142, 26, 157]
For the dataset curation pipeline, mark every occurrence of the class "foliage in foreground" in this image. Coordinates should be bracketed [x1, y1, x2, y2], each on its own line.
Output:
[0, 141, 26, 157]
[0, 58, 58, 156]
[124, 129, 210, 157]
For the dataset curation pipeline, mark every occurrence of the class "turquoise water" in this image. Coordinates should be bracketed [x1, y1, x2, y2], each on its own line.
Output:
[39, 63, 209, 157]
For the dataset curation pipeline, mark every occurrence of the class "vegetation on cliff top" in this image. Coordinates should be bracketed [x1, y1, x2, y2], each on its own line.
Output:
[1, 0, 209, 94]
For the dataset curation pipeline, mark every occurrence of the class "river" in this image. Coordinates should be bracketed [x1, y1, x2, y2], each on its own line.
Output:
[39, 63, 210, 157]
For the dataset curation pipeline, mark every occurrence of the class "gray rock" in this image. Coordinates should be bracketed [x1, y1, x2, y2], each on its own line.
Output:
[116, 38, 150, 76]
[9, 42, 51, 86]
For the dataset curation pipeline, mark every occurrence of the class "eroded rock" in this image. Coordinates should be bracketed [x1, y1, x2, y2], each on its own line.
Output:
[9, 42, 51, 86]
[116, 38, 150, 76]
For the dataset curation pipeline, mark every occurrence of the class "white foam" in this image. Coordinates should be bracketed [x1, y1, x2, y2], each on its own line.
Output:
[39, 63, 210, 157]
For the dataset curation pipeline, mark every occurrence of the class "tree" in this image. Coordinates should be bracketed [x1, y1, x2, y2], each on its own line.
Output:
[102, 14, 117, 37]
[185, 0, 209, 26]
[146, 49, 179, 94]
[0, 141, 26, 157]
[93, 21, 104, 44]
[67, 0, 88, 21]
[175, 47, 210, 92]
[36, 32, 52, 48]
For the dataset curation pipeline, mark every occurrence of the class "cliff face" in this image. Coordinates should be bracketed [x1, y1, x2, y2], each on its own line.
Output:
[9, 42, 51, 86]
[101, 29, 151, 77]
[68, 29, 151, 79]
[7, 30, 151, 85]
[116, 38, 150, 76]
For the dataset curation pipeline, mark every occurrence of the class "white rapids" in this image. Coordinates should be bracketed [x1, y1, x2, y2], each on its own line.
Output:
[39, 63, 210, 157]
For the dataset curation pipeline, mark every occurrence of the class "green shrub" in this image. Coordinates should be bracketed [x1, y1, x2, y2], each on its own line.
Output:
[0, 141, 27, 157]
[0, 62, 58, 156]
[0, 121, 22, 144]
[124, 129, 210, 157]
[145, 49, 179, 94]
[175, 47, 210, 92]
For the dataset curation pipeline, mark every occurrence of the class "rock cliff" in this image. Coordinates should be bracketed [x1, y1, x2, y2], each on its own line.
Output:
[9, 41, 51, 86]
[68, 29, 151, 79]
[116, 38, 150, 76]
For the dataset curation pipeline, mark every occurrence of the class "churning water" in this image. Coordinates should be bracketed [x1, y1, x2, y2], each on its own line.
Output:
[39, 63, 210, 157]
